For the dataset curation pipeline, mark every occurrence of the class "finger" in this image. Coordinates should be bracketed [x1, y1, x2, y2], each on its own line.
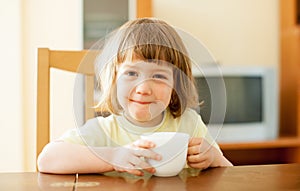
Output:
[128, 156, 156, 174]
[119, 168, 144, 176]
[137, 161, 156, 174]
[188, 137, 203, 147]
[143, 166, 156, 174]
[114, 163, 145, 176]
[133, 139, 156, 148]
[200, 142, 215, 153]
[133, 149, 162, 161]
[126, 169, 145, 176]
[188, 145, 201, 155]
[129, 156, 150, 168]
[187, 153, 211, 169]
[187, 153, 207, 163]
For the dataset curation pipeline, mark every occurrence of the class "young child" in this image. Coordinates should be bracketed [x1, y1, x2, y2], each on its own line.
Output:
[37, 18, 232, 176]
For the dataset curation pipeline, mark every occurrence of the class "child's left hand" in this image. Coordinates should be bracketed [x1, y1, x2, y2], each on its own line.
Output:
[187, 137, 221, 170]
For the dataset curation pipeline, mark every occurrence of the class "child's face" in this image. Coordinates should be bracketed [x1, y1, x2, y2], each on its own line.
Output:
[116, 59, 174, 126]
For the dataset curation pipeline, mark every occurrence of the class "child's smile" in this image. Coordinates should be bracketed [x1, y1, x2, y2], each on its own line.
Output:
[117, 60, 174, 127]
[130, 99, 152, 105]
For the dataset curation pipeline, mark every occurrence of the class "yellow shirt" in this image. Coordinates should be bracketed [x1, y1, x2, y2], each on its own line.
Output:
[60, 108, 220, 151]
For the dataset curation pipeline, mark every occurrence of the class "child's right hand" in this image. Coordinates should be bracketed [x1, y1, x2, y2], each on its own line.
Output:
[108, 140, 162, 176]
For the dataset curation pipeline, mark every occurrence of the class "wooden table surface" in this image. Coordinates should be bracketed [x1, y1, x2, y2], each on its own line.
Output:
[0, 164, 299, 191]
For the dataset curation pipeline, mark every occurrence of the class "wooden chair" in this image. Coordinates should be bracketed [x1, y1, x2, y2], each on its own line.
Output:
[36, 48, 99, 158]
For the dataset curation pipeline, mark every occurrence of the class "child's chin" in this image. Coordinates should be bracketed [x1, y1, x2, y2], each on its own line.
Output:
[131, 112, 151, 122]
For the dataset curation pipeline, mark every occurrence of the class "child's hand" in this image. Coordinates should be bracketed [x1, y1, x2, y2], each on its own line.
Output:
[187, 137, 219, 170]
[108, 139, 161, 176]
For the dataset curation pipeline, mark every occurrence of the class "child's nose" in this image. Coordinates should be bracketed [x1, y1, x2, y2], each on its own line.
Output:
[135, 80, 152, 95]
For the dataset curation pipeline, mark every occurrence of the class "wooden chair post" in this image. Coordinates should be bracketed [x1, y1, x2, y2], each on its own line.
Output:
[36, 48, 51, 158]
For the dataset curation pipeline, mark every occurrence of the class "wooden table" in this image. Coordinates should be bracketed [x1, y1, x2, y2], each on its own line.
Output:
[1, 164, 299, 191]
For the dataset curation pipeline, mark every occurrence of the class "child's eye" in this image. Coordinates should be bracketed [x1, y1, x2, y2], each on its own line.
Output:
[126, 71, 138, 77]
[153, 74, 167, 79]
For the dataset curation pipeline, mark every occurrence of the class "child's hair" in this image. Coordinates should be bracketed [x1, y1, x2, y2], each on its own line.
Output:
[95, 18, 199, 118]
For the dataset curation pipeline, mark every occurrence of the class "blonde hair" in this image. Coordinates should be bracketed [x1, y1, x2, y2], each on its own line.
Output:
[95, 18, 198, 118]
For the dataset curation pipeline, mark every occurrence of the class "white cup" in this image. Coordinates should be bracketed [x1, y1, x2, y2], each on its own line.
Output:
[141, 132, 190, 177]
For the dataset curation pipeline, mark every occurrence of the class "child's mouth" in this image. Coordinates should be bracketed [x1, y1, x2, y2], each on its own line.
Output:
[130, 99, 152, 105]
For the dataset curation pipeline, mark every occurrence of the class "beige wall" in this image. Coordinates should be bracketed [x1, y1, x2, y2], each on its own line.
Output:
[153, 0, 279, 67]
[22, 0, 83, 171]
[0, 0, 279, 172]
[0, 0, 23, 172]
[0, 0, 82, 172]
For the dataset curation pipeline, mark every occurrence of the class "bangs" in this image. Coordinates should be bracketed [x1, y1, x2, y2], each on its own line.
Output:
[117, 44, 176, 65]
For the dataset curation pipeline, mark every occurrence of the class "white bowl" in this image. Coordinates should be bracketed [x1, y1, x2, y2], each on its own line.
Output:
[141, 132, 190, 177]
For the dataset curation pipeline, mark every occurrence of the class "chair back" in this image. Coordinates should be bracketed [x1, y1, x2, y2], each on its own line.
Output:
[36, 48, 99, 158]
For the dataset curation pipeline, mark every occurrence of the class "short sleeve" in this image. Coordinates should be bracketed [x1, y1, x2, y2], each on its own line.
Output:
[59, 118, 107, 146]
[184, 109, 222, 153]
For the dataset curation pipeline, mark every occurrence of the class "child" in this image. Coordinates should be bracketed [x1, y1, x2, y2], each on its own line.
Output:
[37, 18, 232, 176]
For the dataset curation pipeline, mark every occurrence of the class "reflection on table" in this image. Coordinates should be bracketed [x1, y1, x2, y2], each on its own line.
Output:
[1, 164, 300, 191]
